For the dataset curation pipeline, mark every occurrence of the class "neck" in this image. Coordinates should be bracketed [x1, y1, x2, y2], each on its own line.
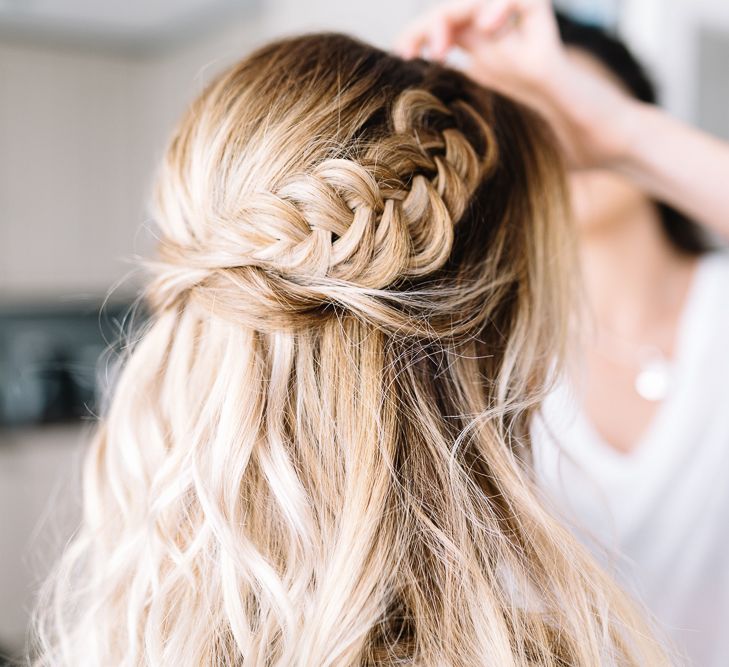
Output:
[578, 201, 698, 341]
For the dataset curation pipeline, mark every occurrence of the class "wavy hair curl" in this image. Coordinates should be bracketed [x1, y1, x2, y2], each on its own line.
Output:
[33, 33, 667, 666]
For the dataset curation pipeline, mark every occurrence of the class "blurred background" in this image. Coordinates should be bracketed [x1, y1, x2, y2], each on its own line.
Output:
[0, 0, 727, 661]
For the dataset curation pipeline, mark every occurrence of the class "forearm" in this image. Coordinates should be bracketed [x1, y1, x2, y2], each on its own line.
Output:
[536, 57, 729, 239]
[397, 0, 729, 240]
[609, 101, 729, 240]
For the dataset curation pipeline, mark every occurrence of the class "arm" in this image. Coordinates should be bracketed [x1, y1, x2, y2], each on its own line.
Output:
[396, 0, 729, 239]
[609, 101, 729, 237]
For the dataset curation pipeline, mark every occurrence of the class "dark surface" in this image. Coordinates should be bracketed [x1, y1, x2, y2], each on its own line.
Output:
[0, 300, 144, 427]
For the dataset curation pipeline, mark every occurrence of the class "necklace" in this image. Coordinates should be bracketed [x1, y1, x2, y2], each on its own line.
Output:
[633, 345, 672, 402]
[596, 330, 673, 402]
[587, 257, 700, 404]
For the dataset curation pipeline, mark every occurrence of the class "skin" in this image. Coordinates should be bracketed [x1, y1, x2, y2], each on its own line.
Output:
[562, 50, 698, 453]
[396, 0, 729, 453]
[395, 0, 729, 235]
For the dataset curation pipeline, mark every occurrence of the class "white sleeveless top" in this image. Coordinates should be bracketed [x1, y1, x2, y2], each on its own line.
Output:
[532, 251, 729, 667]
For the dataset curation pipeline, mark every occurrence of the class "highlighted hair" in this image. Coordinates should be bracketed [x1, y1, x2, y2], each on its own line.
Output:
[34, 34, 667, 666]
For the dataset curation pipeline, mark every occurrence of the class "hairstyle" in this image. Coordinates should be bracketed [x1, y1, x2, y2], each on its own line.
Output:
[33, 33, 668, 666]
[556, 11, 713, 255]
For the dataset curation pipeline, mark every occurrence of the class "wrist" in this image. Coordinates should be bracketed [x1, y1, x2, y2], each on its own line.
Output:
[595, 98, 655, 171]
[602, 99, 659, 170]
[536, 58, 648, 169]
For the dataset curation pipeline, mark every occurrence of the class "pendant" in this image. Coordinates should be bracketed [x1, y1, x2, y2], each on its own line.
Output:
[635, 355, 671, 402]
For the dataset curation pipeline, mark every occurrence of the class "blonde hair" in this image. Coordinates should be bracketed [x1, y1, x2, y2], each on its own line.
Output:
[34, 34, 668, 666]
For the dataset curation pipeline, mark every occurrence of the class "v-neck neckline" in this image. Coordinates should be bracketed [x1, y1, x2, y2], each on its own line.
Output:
[568, 252, 713, 475]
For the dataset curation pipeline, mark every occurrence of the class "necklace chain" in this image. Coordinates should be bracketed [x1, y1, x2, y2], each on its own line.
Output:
[594, 328, 673, 402]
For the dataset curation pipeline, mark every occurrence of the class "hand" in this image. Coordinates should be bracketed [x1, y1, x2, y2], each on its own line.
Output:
[396, 0, 562, 89]
[395, 0, 639, 169]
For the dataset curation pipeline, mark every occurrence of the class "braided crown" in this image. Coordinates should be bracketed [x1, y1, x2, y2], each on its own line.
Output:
[149, 89, 497, 330]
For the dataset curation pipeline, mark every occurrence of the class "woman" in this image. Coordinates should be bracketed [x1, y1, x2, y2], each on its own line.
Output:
[398, 2, 729, 665]
[33, 32, 667, 666]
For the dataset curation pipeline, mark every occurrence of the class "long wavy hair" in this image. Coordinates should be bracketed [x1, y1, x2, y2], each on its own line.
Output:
[33, 33, 668, 666]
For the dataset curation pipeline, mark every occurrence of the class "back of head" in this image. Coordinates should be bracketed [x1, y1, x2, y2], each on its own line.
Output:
[34, 33, 668, 666]
[150, 33, 561, 341]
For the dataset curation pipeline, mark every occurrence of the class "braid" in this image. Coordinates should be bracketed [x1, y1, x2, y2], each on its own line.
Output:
[148, 89, 497, 331]
[36, 34, 669, 667]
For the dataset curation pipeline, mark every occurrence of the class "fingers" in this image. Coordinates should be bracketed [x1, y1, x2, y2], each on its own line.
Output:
[395, 0, 482, 60]
[394, 30, 425, 60]
[431, 17, 454, 60]
[395, 16, 448, 60]
[475, 0, 518, 34]
[476, 0, 549, 36]
[395, 0, 544, 60]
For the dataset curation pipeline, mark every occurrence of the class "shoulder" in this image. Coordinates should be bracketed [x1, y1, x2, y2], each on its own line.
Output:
[686, 249, 729, 369]
[700, 249, 729, 281]
[696, 250, 729, 315]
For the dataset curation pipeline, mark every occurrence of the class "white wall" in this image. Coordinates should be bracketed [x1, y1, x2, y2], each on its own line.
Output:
[0, 43, 138, 301]
[0, 425, 87, 653]
[0, 19, 272, 304]
[621, 0, 729, 126]
[0, 0, 438, 304]
[262, 0, 433, 46]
